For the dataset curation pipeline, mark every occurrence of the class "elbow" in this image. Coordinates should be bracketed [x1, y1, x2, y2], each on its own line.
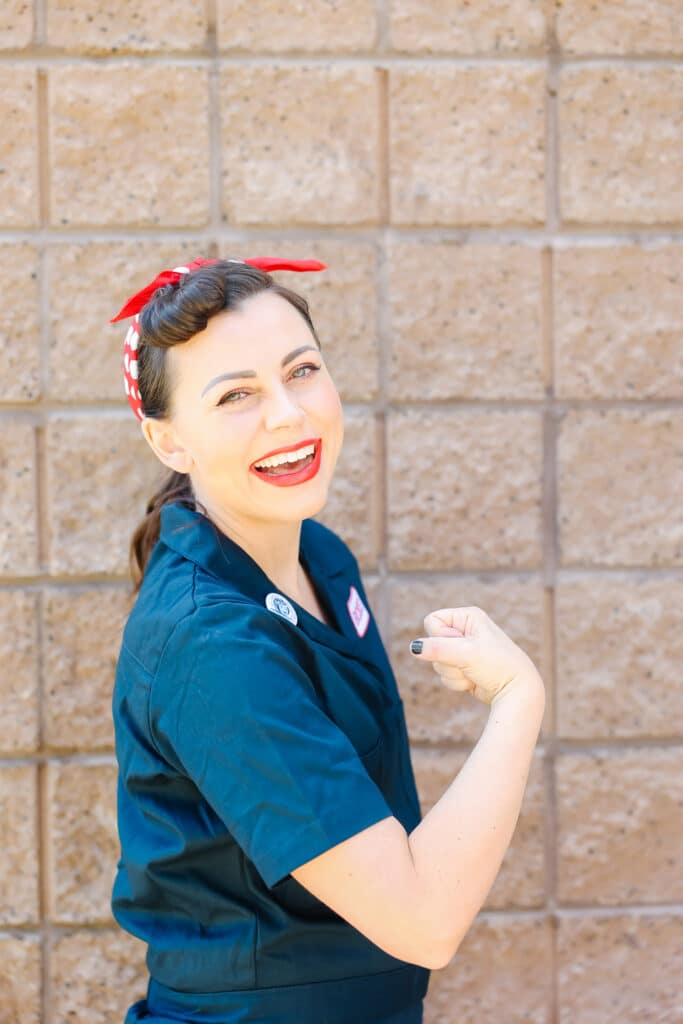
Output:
[415, 932, 460, 971]
[384, 925, 452, 970]
[404, 900, 461, 970]
[412, 896, 464, 970]
[423, 940, 457, 971]
[417, 912, 467, 969]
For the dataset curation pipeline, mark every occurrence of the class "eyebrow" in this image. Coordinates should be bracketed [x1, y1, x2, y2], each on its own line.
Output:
[200, 344, 320, 398]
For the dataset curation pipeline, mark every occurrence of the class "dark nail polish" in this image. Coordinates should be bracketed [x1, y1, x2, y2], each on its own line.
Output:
[410, 640, 423, 655]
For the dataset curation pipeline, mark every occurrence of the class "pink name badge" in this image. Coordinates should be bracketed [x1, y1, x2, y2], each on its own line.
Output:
[346, 585, 370, 638]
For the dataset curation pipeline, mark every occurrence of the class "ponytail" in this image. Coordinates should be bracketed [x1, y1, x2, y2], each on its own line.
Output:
[129, 470, 197, 594]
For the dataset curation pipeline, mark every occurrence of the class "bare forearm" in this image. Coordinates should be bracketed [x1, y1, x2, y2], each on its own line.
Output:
[407, 674, 546, 966]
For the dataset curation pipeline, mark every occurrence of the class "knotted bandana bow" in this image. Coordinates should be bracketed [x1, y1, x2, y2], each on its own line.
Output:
[110, 256, 326, 421]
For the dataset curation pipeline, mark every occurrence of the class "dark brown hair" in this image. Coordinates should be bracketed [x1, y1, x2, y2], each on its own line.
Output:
[127, 260, 322, 594]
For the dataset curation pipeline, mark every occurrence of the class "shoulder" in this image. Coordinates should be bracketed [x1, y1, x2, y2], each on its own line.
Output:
[161, 593, 298, 665]
[121, 541, 282, 675]
[148, 576, 304, 693]
[148, 594, 320, 757]
[120, 542, 197, 677]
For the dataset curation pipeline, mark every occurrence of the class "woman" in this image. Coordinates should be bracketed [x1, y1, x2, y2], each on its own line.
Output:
[110, 257, 546, 1024]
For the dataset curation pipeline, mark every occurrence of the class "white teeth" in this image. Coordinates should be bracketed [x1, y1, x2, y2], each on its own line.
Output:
[254, 443, 316, 469]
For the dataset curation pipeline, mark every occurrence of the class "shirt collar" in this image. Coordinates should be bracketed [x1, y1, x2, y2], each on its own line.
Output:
[157, 500, 382, 668]
[159, 500, 349, 590]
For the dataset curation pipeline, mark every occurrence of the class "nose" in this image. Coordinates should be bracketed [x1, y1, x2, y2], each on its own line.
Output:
[263, 382, 306, 433]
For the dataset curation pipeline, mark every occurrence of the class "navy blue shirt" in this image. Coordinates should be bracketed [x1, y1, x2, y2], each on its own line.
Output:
[111, 501, 430, 1023]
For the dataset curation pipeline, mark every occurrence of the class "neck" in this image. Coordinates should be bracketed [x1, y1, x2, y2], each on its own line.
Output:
[199, 498, 307, 598]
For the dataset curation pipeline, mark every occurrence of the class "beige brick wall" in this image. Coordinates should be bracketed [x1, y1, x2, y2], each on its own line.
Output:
[1, 2, 682, 1021]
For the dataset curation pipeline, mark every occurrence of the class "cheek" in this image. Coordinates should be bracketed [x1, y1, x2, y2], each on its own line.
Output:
[316, 378, 344, 457]
[179, 412, 245, 470]
[316, 374, 343, 420]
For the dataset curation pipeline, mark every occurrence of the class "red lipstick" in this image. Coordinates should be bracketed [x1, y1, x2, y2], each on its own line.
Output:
[249, 437, 322, 488]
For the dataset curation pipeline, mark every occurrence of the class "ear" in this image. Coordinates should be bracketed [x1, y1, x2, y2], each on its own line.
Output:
[140, 416, 194, 475]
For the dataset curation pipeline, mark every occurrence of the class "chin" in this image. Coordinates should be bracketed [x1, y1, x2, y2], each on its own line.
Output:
[305, 491, 329, 518]
[291, 486, 330, 517]
[267, 483, 330, 523]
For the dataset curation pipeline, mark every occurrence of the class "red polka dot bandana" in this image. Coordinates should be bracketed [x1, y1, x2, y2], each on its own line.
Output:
[110, 256, 327, 422]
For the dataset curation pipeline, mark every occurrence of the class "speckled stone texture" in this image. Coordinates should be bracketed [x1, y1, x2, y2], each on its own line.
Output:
[0, 421, 39, 575]
[556, 749, 683, 905]
[389, 65, 546, 225]
[45, 415, 166, 575]
[387, 240, 545, 400]
[557, 915, 683, 1023]
[0, 590, 39, 754]
[216, 0, 377, 52]
[426, 916, 552, 1023]
[49, 928, 148, 1024]
[42, 587, 130, 751]
[48, 64, 211, 227]
[556, 0, 683, 55]
[554, 244, 683, 399]
[0, 243, 40, 401]
[0, 1, 33, 48]
[220, 65, 381, 225]
[559, 66, 683, 224]
[46, 762, 119, 923]
[557, 409, 683, 567]
[390, 0, 546, 53]
[556, 576, 683, 739]
[386, 408, 544, 571]
[0, 764, 39, 924]
[0, 934, 41, 1024]
[0, 66, 38, 226]
[46, 0, 207, 52]
[316, 407, 380, 572]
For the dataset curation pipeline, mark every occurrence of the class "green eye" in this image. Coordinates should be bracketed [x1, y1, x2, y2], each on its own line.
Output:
[217, 363, 321, 406]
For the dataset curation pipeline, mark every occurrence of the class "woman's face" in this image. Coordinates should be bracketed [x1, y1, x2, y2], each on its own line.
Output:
[147, 289, 344, 527]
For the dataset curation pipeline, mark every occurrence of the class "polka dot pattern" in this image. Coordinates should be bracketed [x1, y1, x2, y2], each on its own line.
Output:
[122, 315, 144, 421]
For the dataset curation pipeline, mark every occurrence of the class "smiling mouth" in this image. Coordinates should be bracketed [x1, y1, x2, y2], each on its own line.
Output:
[252, 439, 319, 476]
[253, 451, 315, 476]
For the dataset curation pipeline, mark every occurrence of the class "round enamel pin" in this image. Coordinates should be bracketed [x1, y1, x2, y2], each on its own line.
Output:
[265, 592, 298, 626]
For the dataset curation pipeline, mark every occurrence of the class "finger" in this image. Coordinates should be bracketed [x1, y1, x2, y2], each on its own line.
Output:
[423, 606, 484, 637]
[430, 661, 468, 682]
[472, 683, 493, 705]
[438, 672, 474, 694]
[424, 610, 462, 635]
[425, 657, 471, 685]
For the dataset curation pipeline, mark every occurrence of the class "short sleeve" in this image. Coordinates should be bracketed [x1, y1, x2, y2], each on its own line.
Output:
[150, 602, 394, 889]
